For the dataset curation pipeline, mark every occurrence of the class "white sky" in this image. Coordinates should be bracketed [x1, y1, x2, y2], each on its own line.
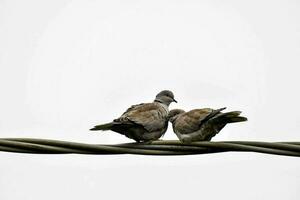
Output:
[0, 0, 300, 199]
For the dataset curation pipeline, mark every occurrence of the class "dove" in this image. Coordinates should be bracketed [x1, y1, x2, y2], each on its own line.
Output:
[168, 107, 247, 143]
[90, 90, 177, 142]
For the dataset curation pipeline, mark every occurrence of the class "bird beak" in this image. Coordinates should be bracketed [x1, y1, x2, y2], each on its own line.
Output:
[173, 98, 177, 103]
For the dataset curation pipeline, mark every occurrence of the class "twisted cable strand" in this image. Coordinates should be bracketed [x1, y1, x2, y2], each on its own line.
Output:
[0, 138, 300, 157]
[149, 140, 300, 157]
[0, 139, 193, 155]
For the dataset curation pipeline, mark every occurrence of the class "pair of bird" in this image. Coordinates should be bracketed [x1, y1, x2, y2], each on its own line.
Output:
[90, 90, 247, 143]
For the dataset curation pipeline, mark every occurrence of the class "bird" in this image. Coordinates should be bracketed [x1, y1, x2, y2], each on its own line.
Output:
[168, 107, 247, 143]
[90, 90, 177, 142]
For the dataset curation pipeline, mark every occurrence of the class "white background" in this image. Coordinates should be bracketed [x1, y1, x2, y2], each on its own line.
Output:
[1, 0, 300, 199]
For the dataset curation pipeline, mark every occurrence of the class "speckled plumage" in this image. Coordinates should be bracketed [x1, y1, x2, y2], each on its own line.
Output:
[168, 107, 247, 143]
[90, 90, 176, 142]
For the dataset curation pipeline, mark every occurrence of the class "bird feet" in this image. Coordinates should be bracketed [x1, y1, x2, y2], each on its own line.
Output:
[138, 140, 154, 145]
[179, 135, 193, 144]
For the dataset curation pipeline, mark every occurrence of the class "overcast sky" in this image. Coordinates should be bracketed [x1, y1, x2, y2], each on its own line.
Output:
[0, 0, 300, 199]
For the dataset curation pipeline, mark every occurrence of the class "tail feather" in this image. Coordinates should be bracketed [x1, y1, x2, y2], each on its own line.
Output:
[213, 111, 247, 124]
[90, 122, 114, 131]
[201, 110, 247, 141]
[223, 111, 242, 117]
[217, 107, 227, 112]
[228, 116, 248, 123]
[202, 107, 227, 123]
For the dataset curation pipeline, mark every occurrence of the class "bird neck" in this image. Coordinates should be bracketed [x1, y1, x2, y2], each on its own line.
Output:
[154, 99, 170, 107]
[154, 101, 169, 114]
[169, 116, 178, 123]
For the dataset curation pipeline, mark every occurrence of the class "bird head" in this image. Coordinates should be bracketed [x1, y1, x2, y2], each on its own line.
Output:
[168, 109, 185, 123]
[154, 90, 177, 106]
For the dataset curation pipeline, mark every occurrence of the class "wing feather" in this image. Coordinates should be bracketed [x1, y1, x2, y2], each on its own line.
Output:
[116, 103, 167, 132]
[174, 108, 215, 134]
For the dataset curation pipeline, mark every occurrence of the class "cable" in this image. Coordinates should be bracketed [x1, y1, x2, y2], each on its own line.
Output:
[0, 138, 300, 157]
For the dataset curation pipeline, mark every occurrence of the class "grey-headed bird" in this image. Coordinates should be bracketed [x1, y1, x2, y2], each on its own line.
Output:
[168, 107, 247, 143]
[90, 90, 177, 142]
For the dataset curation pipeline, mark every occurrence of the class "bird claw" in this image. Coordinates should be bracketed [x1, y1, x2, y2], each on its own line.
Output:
[139, 140, 154, 145]
[180, 135, 192, 144]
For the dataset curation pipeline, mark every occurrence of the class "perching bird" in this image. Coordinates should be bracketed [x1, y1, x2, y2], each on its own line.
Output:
[168, 107, 247, 143]
[90, 90, 177, 142]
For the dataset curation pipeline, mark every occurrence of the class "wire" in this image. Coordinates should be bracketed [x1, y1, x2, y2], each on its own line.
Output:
[0, 138, 300, 157]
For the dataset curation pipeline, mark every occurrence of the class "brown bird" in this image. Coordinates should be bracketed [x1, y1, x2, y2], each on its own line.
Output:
[168, 107, 247, 143]
[90, 90, 177, 142]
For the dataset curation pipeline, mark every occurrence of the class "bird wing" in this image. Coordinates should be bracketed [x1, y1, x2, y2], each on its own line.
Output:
[115, 103, 167, 132]
[174, 108, 225, 134]
[121, 103, 145, 115]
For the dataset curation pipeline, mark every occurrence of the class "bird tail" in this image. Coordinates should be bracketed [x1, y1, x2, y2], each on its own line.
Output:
[202, 107, 227, 123]
[198, 111, 247, 141]
[213, 111, 248, 124]
[200, 111, 247, 141]
[90, 122, 114, 131]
